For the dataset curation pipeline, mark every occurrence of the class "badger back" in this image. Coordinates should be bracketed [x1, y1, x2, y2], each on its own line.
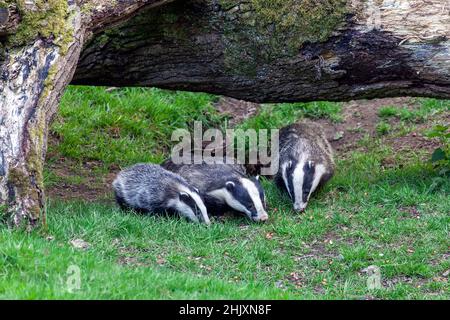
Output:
[113, 163, 175, 211]
[278, 121, 334, 177]
[113, 164, 210, 224]
[276, 121, 335, 212]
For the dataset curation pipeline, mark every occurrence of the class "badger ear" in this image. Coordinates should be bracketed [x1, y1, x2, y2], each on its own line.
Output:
[308, 161, 315, 168]
[179, 192, 190, 201]
[226, 181, 235, 191]
[255, 175, 260, 181]
[193, 187, 200, 194]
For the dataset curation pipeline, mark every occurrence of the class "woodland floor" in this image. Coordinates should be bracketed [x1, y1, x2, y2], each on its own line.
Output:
[1, 87, 448, 299]
[45, 96, 446, 203]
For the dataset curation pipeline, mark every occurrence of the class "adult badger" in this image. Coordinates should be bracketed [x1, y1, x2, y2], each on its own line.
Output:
[275, 121, 335, 212]
[113, 163, 210, 224]
[162, 161, 269, 222]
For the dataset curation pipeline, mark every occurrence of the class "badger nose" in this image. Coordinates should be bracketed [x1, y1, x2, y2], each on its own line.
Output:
[294, 204, 307, 212]
[254, 213, 269, 222]
[201, 215, 211, 226]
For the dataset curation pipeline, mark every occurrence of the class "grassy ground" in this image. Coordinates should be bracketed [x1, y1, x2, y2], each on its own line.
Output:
[48, 87, 226, 166]
[1, 87, 449, 299]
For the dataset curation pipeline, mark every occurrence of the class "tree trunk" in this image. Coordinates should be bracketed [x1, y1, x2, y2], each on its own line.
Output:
[0, 1, 84, 227]
[0, 0, 172, 227]
[0, 0, 449, 227]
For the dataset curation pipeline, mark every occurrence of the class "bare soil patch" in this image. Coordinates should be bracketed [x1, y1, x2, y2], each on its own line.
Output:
[46, 97, 447, 202]
[317, 97, 446, 154]
[45, 152, 117, 203]
[214, 96, 260, 126]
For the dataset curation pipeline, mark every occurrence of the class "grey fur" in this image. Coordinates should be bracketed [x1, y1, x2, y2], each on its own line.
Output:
[162, 161, 268, 222]
[275, 120, 335, 211]
[113, 163, 210, 224]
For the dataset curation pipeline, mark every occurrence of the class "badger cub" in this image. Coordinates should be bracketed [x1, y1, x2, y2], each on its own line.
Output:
[275, 121, 335, 212]
[162, 161, 268, 222]
[113, 164, 210, 224]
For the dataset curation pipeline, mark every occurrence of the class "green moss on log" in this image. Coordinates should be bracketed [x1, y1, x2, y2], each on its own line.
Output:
[250, 0, 348, 44]
[220, 0, 348, 76]
[5, 0, 72, 53]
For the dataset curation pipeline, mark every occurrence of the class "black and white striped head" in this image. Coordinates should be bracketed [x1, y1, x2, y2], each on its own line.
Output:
[281, 156, 326, 212]
[209, 176, 268, 222]
[168, 184, 210, 225]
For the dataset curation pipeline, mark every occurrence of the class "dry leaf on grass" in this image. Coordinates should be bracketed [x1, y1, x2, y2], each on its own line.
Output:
[70, 239, 90, 250]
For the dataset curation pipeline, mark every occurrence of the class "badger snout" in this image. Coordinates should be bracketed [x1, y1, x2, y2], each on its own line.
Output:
[294, 202, 308, 212]
[252, 212, 269, 222]
[202, 216, 211, 226]
[191, 214, 211, 225]
[196, 210, 211, 225]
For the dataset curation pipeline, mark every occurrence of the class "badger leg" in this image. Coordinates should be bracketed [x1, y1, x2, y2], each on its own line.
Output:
[115, 194, 129, 211]
[275, 175, 287, 192]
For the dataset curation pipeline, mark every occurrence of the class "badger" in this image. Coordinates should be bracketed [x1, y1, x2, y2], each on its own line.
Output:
[162, 161, 269, 222]
[275, 121, 335, 212]
[112, 163, 210, 224]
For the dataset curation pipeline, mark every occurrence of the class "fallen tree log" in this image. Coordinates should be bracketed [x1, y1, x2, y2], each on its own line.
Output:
[74, 0, 450, 102]
[0, 0, 449, 227]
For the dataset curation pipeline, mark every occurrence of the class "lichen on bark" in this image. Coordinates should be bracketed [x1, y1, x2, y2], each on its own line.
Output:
[5, 98, 47, 226]
[4, 0, 72, 53]
[219, 0, 348, 76]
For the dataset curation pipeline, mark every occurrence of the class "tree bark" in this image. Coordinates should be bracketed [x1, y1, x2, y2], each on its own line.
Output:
[0, 0, 173, 227]
[73, 0, 450, 102]
[0, 0, 449, 227]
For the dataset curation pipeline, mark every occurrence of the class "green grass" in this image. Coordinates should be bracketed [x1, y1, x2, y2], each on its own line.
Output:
[50, 86, 226, 166]
[1, 145, 449, 299]
[238, 101, 342, 130]
[2, 87, 449, 299]
[48, 86, 342, 168]
[378, 99, 449, 123]
[45, 86, 345, 197]
[376, 121, 392, 136]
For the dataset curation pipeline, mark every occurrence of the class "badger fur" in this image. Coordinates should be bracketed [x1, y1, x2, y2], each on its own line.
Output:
[162, 161, 268, 222]
[275, 121, 335, 212]
[112, 163, 210, 224]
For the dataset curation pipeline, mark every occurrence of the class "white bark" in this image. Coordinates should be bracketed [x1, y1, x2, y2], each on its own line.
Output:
[0, 3, 83, 226]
